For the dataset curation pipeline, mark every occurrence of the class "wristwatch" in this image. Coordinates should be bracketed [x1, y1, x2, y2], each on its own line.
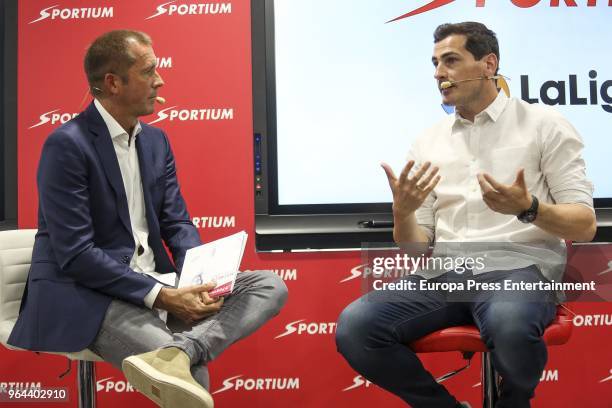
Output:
[517, 195, 539, 223]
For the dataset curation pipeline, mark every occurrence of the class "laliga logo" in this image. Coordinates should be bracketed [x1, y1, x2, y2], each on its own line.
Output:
[212, 375, 300, 394]
[146, 1, 232, 20]
[148, 107, 234, 125]
[29, 109, 79, 129]
[274, 319, 337, 339]
[96, 377, 136, 393]
[342, 375, 372, 392]
[30, 5, 113, 24]
[389, 0, 612, 23]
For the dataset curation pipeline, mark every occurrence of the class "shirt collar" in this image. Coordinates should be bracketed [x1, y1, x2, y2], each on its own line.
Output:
[482, 90, 508, 122]
[453, 90, 509, 125]
[93, 99, 142, 140]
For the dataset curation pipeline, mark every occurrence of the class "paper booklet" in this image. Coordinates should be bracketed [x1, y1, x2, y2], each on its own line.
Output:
[178, 231, 248, 297]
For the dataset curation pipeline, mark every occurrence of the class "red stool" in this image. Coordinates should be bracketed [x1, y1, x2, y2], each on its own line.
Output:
[409, 306, 573, 408]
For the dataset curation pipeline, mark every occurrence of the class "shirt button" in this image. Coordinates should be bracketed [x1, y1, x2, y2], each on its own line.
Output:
[137, 245, 144, 256]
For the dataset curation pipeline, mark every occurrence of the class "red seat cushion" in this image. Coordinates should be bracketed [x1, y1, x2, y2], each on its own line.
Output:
[410, 306, 573, 353]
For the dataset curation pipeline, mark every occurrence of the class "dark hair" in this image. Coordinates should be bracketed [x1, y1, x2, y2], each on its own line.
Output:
[84, 30, 152, 93]
[433, 22, 499, 73]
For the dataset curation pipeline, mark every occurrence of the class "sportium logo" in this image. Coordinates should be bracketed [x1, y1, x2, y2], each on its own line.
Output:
[148, 107, 233, 125]
[340, 263, 370, 283]
[342, 375, 372, 392]
[146, 1, 231, 20]
[30, 5, 113, 24]
[270, 268, 298, 281]
[156, 57, 173, 69]
[192, 216, 235, 229]
[389, 0, 612, 23]
[472, 369, 558, 388]
[96, 377, 136, 393]
[212, 375, 299, 394]
[0, 382, 42, 392]
[29, 109, 79, 129]
[540, 369, 559, 382]
[341, 262, 411, 282]
[572, 314, 612, 327]
[274, 319, 337, 339]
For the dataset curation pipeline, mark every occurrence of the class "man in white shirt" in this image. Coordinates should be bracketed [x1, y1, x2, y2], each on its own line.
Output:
[336, 22, 595, 408]
[9, 30, 287, 408]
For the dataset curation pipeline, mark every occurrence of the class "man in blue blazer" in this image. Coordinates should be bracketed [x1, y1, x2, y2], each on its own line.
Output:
[8, 30, 287, 408]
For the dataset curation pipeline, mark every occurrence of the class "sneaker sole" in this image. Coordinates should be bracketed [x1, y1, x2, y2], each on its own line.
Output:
[122, 356, 214, 408]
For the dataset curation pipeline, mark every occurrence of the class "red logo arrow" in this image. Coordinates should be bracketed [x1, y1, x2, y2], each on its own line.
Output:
[387, 0, 457, 23]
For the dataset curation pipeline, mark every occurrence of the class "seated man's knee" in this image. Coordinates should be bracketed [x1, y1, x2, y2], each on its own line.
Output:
[336, 300, 390, 356]
[483, 303, 542, 346]
[258, 270, 289, 311]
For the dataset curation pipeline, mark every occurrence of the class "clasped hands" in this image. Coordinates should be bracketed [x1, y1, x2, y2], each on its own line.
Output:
[382, 160, 532, 217]
[153, 282, 224, 324]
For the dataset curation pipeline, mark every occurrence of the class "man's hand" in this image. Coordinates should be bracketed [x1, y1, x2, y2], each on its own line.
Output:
[381, 161, 440, 219]
[153, 283, 224, 324]
[477, 168, 532, 215]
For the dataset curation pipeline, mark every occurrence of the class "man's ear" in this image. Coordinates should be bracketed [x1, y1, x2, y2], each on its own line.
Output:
[482, 53, 498, 77]
[103, 73, 122, 96]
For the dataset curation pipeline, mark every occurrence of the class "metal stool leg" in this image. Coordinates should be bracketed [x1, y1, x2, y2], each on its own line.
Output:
[77, 360, 97, 408]
[481, 352, 500, 408]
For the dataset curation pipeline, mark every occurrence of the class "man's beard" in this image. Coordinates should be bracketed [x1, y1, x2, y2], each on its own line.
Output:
[456, 80, 486, 108]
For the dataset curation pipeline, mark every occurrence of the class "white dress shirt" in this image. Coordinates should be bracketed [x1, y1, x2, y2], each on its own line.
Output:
[409, 91, 594, 282]
[94, 99, 175, 309]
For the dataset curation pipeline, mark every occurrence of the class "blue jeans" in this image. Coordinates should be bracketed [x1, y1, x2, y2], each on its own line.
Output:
[89, 271, 287, 389]
[336, 266, 557, 408]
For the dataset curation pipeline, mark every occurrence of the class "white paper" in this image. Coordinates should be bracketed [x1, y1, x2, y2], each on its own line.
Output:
[178, 231, 248, 297]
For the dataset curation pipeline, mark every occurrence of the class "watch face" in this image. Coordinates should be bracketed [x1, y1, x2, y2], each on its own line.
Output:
[518, 195, 538, 223]
[519, 210, 537, 223]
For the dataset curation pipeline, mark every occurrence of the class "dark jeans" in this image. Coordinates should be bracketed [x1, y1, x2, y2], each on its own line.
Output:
[336, 265, 557, 408]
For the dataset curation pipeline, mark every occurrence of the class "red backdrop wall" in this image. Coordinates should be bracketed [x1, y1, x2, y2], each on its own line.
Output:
[3, 1, 611, 407]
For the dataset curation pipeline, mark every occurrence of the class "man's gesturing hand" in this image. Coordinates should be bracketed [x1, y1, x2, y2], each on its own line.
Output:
[477, 168, 532, 215]
[154, 282, 224, 324]
[381, 160, 440, 218]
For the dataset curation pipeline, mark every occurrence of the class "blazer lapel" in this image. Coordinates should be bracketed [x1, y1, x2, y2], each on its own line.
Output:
[135, 130, 161, 239]
[135, 129, 168, 267]
[86, 102, 133, 236]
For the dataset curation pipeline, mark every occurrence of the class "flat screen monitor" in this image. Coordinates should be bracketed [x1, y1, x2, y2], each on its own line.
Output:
[252, 0, 612, 251]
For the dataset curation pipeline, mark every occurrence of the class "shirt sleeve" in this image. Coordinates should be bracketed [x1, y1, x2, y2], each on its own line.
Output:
[143, 283, 164, 309]
[539, 112, 594, 212]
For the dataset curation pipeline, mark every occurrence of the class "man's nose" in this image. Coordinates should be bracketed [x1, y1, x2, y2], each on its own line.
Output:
[434, 64, 446, 81]
[154, 70, 164, 87]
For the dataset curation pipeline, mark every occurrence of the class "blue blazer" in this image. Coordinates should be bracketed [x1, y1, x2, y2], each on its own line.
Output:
[8, 102, 202, 352]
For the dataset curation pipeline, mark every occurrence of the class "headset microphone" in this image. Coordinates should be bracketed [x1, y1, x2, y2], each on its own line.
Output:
[90, 86, 166, 104]
[440, 75, 510, 96]
[440, 75, 504, 89]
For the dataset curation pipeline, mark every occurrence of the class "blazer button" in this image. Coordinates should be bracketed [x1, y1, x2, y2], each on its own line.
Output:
[122, 255, 130, 264]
